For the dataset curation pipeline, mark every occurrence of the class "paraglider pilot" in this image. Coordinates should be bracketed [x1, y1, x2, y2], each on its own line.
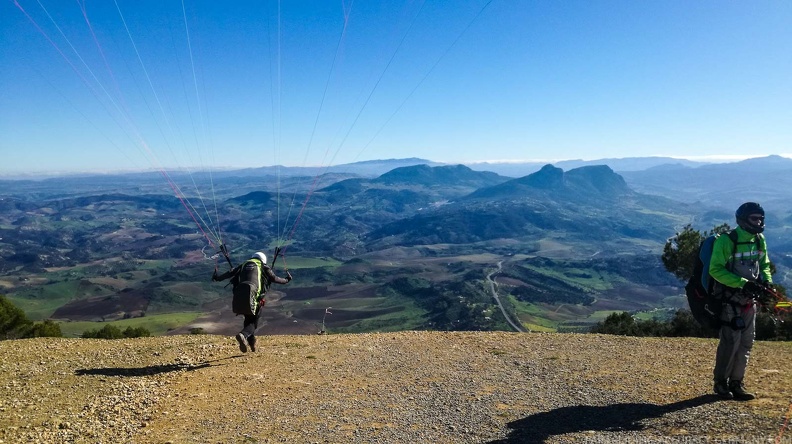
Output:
[212, 252, 292, 352]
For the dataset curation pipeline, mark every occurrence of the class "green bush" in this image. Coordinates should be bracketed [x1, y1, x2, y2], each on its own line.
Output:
[666, 309, 716, 338]
[0, 295, 33, 340]
[82, 324, 151, 339]
[82, 324, 123, 339]
[123, 326, 151, 338]
[592, 309, 791, 340]
[29, 319, 63, 338]
[591, 312, 667, 337]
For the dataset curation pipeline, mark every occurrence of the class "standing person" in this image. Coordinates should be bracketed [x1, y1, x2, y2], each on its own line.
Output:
[212, 252, 292, 353]
[709, 202, 771, 400]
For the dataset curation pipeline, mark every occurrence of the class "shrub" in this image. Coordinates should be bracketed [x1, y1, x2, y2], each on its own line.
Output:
[591, 312, 640, 336]
[29, 319, 63, 338]
[82, 324, 124, 339]
[667, 309, 716, 338]
[123, 326, 151, 338]
[591, 309, 792, 340]
[83, 324, 151, 339]
[592, 311, 673, 337]
[0, 295, 33, 340]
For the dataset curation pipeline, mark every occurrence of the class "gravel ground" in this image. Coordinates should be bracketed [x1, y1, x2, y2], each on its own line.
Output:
[1, 332, 791, 443]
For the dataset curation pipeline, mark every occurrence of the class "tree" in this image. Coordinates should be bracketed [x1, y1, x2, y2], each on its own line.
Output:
[0, 296, 63, 339]
[591, 312, 639, 336]
[667, 309, 716, 338]
[661, 223, 730, 281]
[755, 313, 778, 341]
[0, 295, 33, 340]
[123, 326, 151, 338]
[29, 319, 63, 338]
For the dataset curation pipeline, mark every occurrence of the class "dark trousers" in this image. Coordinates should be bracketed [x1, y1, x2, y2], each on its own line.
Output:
[713, 307, 756, 382]
[240, 306, 264, 344]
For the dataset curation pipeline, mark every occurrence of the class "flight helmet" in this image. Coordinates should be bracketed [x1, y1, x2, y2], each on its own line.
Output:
[251, 252, 267, 264]
[735, 202, 765, 235]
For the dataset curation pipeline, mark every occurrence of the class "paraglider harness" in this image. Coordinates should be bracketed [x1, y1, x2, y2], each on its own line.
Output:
[214, 246, 284, 316]
[745, 283, 792, 325]
[687, 229, 790, 329]
[685, 231, 739, 329]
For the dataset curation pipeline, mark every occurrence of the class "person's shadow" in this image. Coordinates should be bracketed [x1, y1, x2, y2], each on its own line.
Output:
[488, 395, 718, 443]
[75, 356, 241, 377]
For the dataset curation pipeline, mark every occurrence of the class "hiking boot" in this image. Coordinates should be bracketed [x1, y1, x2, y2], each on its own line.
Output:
[729, 380, 755, 401]
[235, 333, 248, 353]
[248, 336, 257, 353]
[713, 379, 733, 400]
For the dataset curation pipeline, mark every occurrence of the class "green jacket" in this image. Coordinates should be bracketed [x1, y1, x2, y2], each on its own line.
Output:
[709, 226, 772, 291]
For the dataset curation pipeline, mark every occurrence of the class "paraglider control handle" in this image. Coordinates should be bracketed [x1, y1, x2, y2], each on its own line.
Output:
[742, 281, 763, 295]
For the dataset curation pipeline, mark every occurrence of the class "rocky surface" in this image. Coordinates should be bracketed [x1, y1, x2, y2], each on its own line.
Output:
[1, 332, 791, 443]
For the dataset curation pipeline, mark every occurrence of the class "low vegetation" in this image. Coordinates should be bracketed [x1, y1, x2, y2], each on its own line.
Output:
[0, 295, 62, 339]
[81, 324, 151, 339]
[592, 309, 792, 340]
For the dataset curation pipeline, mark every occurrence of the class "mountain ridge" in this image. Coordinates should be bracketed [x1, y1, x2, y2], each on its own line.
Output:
[365, 164, 685, 248]
[468, 164, 631, 200]
[2, 155, 790, 335]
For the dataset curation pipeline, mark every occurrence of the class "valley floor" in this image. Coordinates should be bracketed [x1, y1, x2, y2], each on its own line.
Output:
[1, 332, 791, 443]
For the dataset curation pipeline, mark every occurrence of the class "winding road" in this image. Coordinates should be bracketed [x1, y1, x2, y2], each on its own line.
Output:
[486, 261, 528, 333]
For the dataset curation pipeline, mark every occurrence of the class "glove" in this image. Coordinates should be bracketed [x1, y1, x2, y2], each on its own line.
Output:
[742, 281, 763, 295]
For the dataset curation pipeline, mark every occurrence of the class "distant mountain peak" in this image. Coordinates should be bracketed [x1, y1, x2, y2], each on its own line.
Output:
[565, 165, 630, 195]
[514, 164, 564, 189]
[376, 164, 502, 186]
[468, 164, 631, 200]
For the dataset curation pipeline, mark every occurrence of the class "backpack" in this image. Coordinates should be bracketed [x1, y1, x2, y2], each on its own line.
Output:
[685, 230, 738, 329]
[231, 259, 270, 316]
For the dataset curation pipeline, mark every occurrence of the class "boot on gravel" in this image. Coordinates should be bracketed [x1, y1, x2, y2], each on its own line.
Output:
[713, 379, 733, 400]
[729, 380, 755, 401]
[235, 333, 248, 353]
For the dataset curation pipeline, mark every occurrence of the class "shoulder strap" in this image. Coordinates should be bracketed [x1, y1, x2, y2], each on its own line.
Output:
[731, 230, 763, 247]
[726, 229, 738, 246]
[722, 230, 739, 272]
[727, 230, 739, 257]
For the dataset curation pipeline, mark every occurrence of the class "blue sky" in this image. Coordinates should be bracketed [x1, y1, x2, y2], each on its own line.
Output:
[1, 0, 791, 174]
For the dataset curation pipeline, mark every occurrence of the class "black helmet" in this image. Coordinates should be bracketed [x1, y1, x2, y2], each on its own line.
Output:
[735, 202, 765, 234]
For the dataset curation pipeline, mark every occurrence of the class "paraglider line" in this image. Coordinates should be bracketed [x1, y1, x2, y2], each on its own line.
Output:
[777, 402, 792, 444]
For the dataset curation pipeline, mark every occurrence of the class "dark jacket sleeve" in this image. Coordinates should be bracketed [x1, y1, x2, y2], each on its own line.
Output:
[215, 264, 241, 282]
[263, 266, 289, 285]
